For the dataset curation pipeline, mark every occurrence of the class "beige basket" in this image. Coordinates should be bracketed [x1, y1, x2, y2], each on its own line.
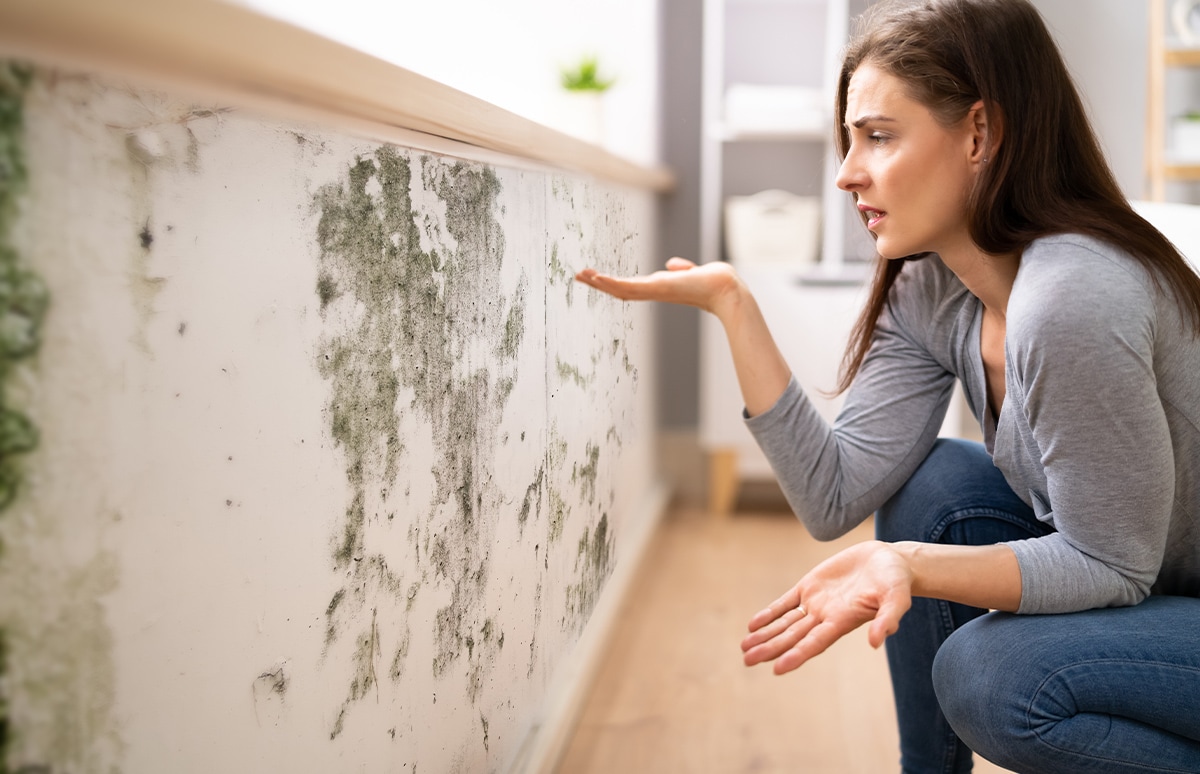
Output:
[724, 189, 821, 266]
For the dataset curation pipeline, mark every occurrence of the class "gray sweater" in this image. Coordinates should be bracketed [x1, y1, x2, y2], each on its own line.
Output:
[746, 234, 1200, 614]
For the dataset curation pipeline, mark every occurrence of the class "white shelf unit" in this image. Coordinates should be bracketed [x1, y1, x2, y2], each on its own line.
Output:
[699, 0, 850, 272]
[698, 0, 858, 514]
[700, 0, 859, 513]
[696, 0, 969, 514]
[1146, 0, 1200, 201]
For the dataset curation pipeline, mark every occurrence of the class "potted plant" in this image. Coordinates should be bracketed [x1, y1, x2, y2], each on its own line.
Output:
[1172, 109, 1200, 161]
[560, 56, 616, 93]
[555, 55, 616, 145]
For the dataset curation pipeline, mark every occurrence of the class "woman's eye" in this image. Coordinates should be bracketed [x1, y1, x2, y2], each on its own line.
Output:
[869, 133, 887, 146]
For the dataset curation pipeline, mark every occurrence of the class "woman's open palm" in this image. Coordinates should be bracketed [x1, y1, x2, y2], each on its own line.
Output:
[575, 258, 742, 318]
[741, 541, 914, 675]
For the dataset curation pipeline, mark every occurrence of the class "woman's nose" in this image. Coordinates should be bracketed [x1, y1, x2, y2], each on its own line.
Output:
[836, 151, 865, 192]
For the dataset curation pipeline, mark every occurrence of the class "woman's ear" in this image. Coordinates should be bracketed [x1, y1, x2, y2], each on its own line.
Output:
[968, 100, 1003, 166]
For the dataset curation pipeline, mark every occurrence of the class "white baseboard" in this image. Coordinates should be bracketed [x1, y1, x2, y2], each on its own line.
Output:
[505, 480, 672, 774]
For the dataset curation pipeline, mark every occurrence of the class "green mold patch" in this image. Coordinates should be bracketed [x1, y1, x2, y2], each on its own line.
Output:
[547, 488, 567, 546]
[571, 442, 600, 506]
[564, 513, 615, 631]
[546, 243, 575, 306]
[0, 61, 50, 774]
[517, 465, 544, 534]
[315, 147, 525, 736]
[555, 357, 592, 390]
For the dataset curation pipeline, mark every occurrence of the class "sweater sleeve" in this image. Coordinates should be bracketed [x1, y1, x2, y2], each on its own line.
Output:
[1004, 242, 1174, 613]
[745, 258, 958, 540]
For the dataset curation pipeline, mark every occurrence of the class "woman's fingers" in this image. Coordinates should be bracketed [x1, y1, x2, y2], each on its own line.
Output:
[770, 621, 846, 675]
[740, 603, 809, 652]
[742, 542, 916, 673]
[573, 269, 653, 301]
[741, 610, 818, 667]
[867, 586, 912, 649]
[574, 258, 740, 313]
[746, 585, 804, 633]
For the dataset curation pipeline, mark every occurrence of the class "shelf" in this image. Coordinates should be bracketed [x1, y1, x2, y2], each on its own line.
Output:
[1145, 1, 1200, 200]
[1165, 47, 1200, 66]
[795, 261, 872, 286]
[713, 123, 831, 142]
[728, 0, 831, 5]
[0, 0, 675, 192]
[1164, 162, 1200, 180]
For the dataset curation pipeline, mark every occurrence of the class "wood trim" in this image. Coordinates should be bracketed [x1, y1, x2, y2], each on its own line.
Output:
[1165, 162, 1200, 180]
[1165, 48, 1200, 67]
[0, 0, 674, 192]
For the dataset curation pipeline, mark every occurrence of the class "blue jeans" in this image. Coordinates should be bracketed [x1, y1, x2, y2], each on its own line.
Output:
[876, 438, 1200, 773]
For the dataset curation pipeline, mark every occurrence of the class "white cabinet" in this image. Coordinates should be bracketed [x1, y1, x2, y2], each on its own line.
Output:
[699, 269, 867, 513]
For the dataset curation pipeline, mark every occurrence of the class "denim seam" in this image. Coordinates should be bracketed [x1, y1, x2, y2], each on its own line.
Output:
[926, 506, 1048, 544]
[925, 504, 1049, 639]
[926, 506, 1050, 774]
[1023, 658, 1200, 773]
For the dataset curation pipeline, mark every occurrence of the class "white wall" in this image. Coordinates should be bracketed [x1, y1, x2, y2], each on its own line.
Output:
[231, 0, 662, 166]
[1032, 0, 1150, 199]
[0, 62, 661, 773]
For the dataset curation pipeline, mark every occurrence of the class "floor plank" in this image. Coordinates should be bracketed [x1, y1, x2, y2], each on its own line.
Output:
[557, 505, 1013, 773]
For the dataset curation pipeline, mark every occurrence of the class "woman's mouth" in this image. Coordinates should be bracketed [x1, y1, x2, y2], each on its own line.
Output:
[859, 205, 886, 229]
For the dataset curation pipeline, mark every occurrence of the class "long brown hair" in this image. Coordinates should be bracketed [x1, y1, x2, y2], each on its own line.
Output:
[835, 0, 1200, 393]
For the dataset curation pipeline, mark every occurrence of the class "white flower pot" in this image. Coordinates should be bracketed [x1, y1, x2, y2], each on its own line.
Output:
[552, 91, 605, 146]
[1172, 119, 1200, 161]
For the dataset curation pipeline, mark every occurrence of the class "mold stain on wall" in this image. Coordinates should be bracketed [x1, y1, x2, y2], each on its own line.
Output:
[0, 62, 51, 774]
[544, 177, 645, 637]
[315, 146, 526, 740]
[565, 513, 615, 631]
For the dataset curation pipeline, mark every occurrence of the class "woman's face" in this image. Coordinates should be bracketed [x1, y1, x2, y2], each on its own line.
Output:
[836, 63, 983, 261]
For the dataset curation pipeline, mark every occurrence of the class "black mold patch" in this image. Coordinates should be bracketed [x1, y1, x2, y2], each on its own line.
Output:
[315, 147, 524, 734]
[571, 442, 600, 506]
[565, 513, 615, 631]
[547, 488, 567, 545]
[251, 666, 289, 726]
[518, 465, 544, 534]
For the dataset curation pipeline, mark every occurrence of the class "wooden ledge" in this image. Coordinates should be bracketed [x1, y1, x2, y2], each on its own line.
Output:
[0, 0, 674, 192]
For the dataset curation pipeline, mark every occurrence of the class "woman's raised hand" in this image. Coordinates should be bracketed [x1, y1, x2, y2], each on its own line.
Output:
[741, 541, 914, 675]
[575, 258, 744, 319]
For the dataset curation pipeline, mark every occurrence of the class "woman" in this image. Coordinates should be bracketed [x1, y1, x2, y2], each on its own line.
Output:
[576, 1, 1200, 772]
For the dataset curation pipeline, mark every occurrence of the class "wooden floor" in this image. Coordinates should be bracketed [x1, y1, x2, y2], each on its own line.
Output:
[558, 501, 1012, 774]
